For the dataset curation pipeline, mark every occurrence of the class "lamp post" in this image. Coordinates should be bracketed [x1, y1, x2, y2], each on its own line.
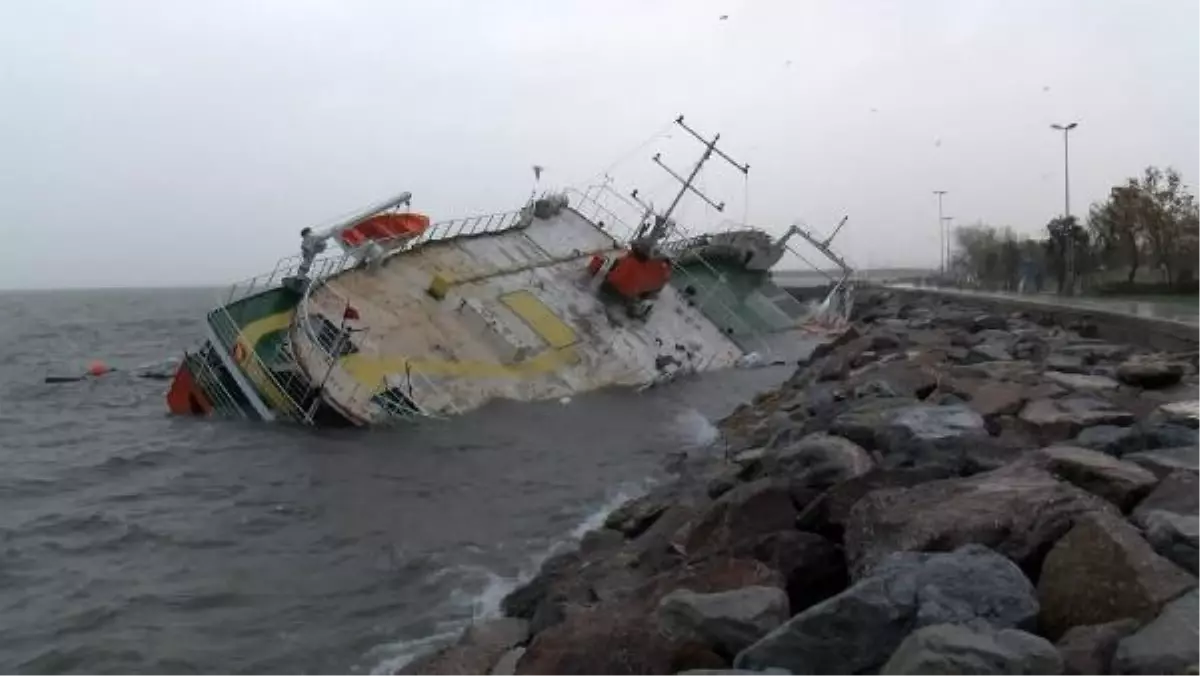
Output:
[1051, 122, 1078, 293]
[941, 216, 954, 277]
[933, 190, 947, 277]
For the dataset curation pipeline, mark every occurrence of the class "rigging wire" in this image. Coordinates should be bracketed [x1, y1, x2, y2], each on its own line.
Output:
[573, 120, 676, 189]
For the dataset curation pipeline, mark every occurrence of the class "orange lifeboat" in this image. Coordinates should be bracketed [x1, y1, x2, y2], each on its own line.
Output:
[339, 213, 430, 248]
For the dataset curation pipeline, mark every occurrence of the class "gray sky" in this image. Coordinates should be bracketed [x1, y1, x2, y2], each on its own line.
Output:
[1, 0, 1196, 289]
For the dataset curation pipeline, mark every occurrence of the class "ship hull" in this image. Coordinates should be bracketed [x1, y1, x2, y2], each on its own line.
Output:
[168, 200, 821, 427]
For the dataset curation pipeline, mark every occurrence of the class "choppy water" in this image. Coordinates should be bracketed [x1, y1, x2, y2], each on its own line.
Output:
[0, 288, 808, 674]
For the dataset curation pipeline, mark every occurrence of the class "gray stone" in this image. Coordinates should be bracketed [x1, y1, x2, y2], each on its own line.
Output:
[463, 618, 529, 650]
[1132, 472, 1200, 574]
[1117, 357, 1186, 389]
[605, 489, 673, 538]
[881, 624, 1062, 675]
[677, 670, 789, 675]
[1037, 512, 1197, 639]
[731, 530, 847, 614]
[684, 479, 798, 558]
[1160, 400, 1199, 427]
[1143, 422, 1199, 449]
[759, 432, 874, 489]
[963, 380, 1029, 419]
[1125, 447, 1199, 478]
[1046, 352, 1088, 374]
[975, 328, 1016, 344]
[969, 342, 1014, 363]
[1073, 425, 1146, 457]
[795, 465, 957, 541]
[733, 545, 1038, 675]
[972, 314, 1010, 331]
[827, 397, 921, 449]
[844, 462, 1114, 579]
[399, 617, 529, 674]
[657, 586, 790, 658]
[1057, 342, 1133, 364]
[489, 647, 524, 675]
[1046, 370, 1121, 392]
[875, 404, 988, 471]
[1031, 445, 1158, 511]
[1056, 619, 1140, 675]
[1113, 589, 1199, 675]
[1019, 397, 1136, 443]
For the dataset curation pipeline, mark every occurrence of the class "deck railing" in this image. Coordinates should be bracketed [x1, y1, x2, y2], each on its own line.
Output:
[286, 207, 536, 424]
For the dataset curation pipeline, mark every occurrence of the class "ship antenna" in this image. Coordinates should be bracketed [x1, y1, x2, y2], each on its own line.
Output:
[644, 115, 749, 245]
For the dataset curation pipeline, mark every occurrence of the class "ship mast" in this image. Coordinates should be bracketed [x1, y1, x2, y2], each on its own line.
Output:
[632, 115, 749, 244]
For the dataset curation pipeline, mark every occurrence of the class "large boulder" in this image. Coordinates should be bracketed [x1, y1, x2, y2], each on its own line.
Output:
[961, 380, 1030, 420]
[874, 404, 988, 471]
[968, 342, 1014, 363]
[1046, 352, 1088, 374]
[881, 624, 1062, 675]
[604, 489, 675, 537]
[1124, 446, 1199, 478]
[1161, 401, 1200, 427]
[656, 586, 789, 659]
[1112, 588, 1199, 675]
[827, 397, 921, 449]
[1055, 619, 1140, 675]
[1117, 357, 1186, 389]
[730, 530, 848, 614]
[795, 465, 957, 542]
[516, 604, 713, 675]
[1037, 512, 1196, 639]
[1073, 425, 1146, 457]
[733, 545, 1038, 675]
[844, 462, 1114, 580]
[684, 479, 798, 559]
[1131, 472, 1199, 574]
[1056, 342, 1133, 364]
[1019, 397, 1136, 443]
[1046, 371, 1121, 392]
[1159, 399, 1199, 427]
[399, 618, 530, 675]
[756, 433, 874, 489]
[637, 557, 786, 610]
[1029, 445, 1158, 511]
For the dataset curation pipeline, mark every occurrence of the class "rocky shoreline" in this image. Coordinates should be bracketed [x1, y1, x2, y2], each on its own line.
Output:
[400, 289, 1199, 675]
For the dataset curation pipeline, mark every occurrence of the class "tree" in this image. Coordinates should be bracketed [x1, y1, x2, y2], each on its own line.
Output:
[1044, 215, 1091, 294]
[1088, 184, 1147, 283]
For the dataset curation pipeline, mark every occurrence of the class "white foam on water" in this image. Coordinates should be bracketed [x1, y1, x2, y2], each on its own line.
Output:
[368, 481, 654, 674]
[672, 406, 719, 449]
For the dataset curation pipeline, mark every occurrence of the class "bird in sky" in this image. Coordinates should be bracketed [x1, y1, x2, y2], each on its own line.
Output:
[719, 14, 729, 20]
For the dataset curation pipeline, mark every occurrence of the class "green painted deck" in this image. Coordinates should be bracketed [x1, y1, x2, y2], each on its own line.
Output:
[670, 263, 810, 349]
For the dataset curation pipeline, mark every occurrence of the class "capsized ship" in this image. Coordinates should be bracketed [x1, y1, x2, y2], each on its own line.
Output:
[165, 117, 855, 426]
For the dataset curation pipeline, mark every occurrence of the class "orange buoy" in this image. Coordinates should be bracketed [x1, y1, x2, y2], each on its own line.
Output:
[88, 360, 111, 376]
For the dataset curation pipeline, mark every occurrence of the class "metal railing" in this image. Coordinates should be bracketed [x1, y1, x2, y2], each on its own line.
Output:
[286, 208, 540, 424]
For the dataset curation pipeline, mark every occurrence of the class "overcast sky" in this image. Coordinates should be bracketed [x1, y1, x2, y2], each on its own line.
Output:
[1, 0, 1196, 288]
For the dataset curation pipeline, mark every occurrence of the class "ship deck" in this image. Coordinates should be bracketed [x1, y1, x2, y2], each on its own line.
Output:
[294, 207, 748, 420]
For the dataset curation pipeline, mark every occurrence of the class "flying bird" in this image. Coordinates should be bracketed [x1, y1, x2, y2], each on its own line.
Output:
[934, 138, 942, 147]
[719, 14, 729, 20]
[1042, 85, 1051, 92]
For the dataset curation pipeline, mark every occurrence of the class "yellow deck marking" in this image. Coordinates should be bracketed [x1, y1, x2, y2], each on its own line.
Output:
[229, 311, 295, 412]
[339, 347, 578, 391]
[499, 290, 577, 348]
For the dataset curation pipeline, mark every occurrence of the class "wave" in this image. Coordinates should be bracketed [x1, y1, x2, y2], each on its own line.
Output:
[367, 481, 654, 674]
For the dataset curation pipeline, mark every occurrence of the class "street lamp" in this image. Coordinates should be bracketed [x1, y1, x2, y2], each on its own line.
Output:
[1050, 122, 1078, 218]
[1051, 121, 1079, 293]
[941, 216, 954, 275]
[933, 190, 947, 276]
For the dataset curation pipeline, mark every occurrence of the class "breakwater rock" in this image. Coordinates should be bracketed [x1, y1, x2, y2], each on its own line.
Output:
[400, 289, 1199, 675]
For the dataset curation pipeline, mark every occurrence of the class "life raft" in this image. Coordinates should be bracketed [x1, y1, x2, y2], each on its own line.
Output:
[339, 213, 431, 248]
